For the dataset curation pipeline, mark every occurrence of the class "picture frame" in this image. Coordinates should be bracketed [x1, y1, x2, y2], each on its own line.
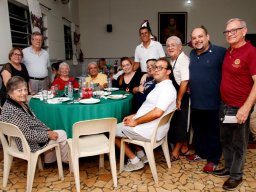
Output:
[158, 12, 187, 45]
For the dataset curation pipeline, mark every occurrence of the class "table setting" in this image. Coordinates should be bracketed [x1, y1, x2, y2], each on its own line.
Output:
[29, 87, 133, 138]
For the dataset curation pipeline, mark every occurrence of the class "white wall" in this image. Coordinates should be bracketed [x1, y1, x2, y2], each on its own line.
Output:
[79, 0, 256, 58]
[0, 0, 12, 64]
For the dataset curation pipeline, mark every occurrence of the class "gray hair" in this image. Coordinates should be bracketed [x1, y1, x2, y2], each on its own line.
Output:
[166, 36, 182, 45]
[6, 76, 27, 96]
[88, 61, 98, 68]
[226, 18, 247, 28]
[59, 62, 70, 71]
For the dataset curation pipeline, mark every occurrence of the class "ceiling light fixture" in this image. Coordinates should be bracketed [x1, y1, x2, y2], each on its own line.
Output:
[187, 0, 191, 4]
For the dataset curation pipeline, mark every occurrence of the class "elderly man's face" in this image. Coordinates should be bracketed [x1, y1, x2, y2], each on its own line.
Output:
[166, 39, 182, 60]
[31, 35, 43, 49]
[88, 64, 99, 76]
[224, 20, 247, 46]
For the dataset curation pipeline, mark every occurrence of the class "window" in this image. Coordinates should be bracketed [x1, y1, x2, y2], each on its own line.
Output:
[64, 25, 73, 60]
[8, 1, 31, 48]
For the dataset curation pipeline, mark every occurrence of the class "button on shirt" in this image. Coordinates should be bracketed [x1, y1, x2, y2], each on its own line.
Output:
[22, 47, 50, 78]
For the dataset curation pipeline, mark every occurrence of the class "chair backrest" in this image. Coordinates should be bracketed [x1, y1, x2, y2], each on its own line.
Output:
[0, 121, 31, 159]
[150, 110, 175, 145]
[72, 118, 117, 152]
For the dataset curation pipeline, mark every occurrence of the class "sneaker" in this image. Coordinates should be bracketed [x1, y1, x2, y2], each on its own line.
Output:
[212, 168, 230, 177]
[140, 155, 148, 164]
[124, 160, 144, 172]
[186, 153, 205, 161]
[223, 177, 243, 191]
[203, 162, 217, 173]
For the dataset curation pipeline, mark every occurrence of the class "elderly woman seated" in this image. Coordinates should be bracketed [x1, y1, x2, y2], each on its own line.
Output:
[51, 62, 79, 90]
[0, 76, 69, 163]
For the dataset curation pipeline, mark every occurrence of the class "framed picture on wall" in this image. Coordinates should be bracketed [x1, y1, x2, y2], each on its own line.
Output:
[158, 12, 187, 45]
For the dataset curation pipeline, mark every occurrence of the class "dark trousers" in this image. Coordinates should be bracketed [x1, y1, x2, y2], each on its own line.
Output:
[191, 108, 222, 164]
[220, 103, 251, 180]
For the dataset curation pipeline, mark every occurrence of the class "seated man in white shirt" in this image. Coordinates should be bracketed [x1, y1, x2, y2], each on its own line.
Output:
[115, 58, 177, 171]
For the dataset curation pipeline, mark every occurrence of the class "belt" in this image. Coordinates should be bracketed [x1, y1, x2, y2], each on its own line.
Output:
[29, 76, 47, 80]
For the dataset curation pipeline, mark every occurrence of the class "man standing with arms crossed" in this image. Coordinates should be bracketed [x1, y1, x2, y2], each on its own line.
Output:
[213, 18, 256, 191]
[134, 27, 165, 72]
[23, 32, 50, 93]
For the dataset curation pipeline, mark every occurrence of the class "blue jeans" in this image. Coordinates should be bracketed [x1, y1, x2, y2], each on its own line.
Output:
[220, 103, 251, 180]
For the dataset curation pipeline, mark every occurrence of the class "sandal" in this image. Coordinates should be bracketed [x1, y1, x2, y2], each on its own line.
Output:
[170, 154, 180, 162]
[180, 149, 190, 156]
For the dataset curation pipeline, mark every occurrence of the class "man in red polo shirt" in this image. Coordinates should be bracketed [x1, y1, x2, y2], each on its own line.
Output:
[213, 18, 256, 191]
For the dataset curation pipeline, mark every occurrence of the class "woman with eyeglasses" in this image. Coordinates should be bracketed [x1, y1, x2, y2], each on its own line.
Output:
[0, 48, 30, 106]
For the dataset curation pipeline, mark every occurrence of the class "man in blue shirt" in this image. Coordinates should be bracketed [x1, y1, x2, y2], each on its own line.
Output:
[187, 26, 226, 173]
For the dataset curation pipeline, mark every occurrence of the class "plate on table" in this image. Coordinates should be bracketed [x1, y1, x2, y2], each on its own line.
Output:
[107, 94, 127, 100]
[93, 91, 111, 96]
[32, 92, 54, 100]
[47, 97, 70, 104]
[104, 87, 119, 92]
[79, 98, 100, 104]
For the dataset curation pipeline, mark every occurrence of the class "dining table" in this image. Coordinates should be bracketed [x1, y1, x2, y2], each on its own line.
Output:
[29, 90, 133, 138]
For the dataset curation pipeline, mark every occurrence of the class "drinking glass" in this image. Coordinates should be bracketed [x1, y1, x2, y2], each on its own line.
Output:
[42, 90, 48, 103]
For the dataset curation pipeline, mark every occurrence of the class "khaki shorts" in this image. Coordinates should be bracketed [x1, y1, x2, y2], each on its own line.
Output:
[116, 123, 150, 142]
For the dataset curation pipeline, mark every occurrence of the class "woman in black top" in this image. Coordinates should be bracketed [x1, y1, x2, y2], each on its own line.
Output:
[113, 57, 142, 93]
[0, 48, 30, 106]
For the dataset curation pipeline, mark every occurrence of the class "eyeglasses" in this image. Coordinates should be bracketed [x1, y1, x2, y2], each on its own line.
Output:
[223, 27, 244, 36]
[152, 65, 168, 71]
[12, 53, 22, 57]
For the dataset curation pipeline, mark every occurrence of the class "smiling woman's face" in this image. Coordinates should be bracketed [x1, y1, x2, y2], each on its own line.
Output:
[8, 82, 28, 104]
[121, 59, 133, 74]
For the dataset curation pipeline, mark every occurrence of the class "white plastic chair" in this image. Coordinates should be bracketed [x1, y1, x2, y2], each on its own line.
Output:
[119, 110, 175, 184]
[68, 118, 117, 191]
[0, 121, 64, 192]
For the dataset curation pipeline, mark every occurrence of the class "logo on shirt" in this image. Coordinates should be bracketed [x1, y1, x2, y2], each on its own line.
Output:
[232, 59, 240, 68]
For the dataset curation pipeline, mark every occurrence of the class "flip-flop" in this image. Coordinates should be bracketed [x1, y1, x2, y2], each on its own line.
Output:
[170, 154, 180, 162]
[180, 149, 190, 156]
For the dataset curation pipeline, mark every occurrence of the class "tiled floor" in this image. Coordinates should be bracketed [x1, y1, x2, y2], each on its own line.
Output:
[0, 146, 255, 192]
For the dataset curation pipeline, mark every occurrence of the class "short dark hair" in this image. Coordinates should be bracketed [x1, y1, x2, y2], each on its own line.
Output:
[139, 26, 150, 34]
[6, 76, 27, 96]
[157, 57, 172, 70]
[146, 58, 157, 64]
[8, 47, 23, 60]
[191, 25, 209, 36]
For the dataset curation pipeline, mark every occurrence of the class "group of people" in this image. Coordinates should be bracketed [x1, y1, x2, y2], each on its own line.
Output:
[0, 17, 255, 191]
[113, 17, 256, 192]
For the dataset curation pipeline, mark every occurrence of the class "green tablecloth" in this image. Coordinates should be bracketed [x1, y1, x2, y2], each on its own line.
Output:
[29, 91, 133, 138]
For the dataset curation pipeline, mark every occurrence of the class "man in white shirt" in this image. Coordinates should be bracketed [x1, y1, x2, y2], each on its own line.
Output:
[134, 27, 166, 73]
[23, 32, 50, 93]
[115, 58, 176, 172]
